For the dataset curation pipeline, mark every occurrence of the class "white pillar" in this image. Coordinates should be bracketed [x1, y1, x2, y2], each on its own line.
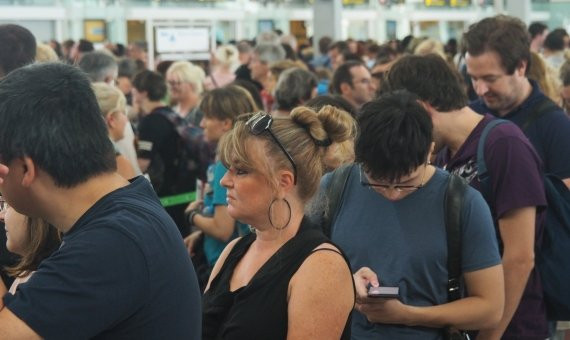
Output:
[439, 20, 448, 43]
[145, 19, 154, 70]
[505, 0, 531, 25]
[313, 0, 341, 57]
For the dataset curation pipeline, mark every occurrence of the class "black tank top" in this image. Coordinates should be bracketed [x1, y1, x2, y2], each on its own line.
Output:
[202, 217, 353, 339]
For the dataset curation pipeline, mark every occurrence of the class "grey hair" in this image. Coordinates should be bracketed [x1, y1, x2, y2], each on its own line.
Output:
[256, 31, 280, 45]
[275, 67, 318, 111]
[78, 51, 117, 83]
[254, 43, 286, 64]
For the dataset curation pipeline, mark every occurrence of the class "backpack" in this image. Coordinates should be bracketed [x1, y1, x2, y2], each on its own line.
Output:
[156, 108, 213, 206]
[477, 119, 570, 320]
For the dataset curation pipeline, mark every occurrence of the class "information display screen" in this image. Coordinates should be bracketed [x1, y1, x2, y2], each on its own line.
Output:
[155, 27, 211, 54]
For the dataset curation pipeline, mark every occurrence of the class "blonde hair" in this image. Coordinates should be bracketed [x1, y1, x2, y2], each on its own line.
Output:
[214, 44, 239, 70]
[166, 61, 206, 94]
[92, 82, 127, 117]
[219, 105, 355, 202]
[529, 52, 561, 103]
[36, 43, 59, 63]
[414, 39, 446, 60]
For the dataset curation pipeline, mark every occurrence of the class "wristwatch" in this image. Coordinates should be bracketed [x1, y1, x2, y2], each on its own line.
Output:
[185, 208, 201, 227]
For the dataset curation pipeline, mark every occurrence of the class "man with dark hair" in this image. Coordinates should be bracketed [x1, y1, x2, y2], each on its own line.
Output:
[542, 28, 569, 69]
[328, 40, 350, 70]
[529, 22, 549, 53]
[330, 60, 376, 110]
[0, 63, 201, 338]
[128, 40, 148, 67]
[62, 39, 75, 63]
[133, 70, 200, 236]
[319, 91, 504, 338]
[464, 15, 570, 189]
[311, 36, 333, 68]
[0, 22, 36, 292]
[70, 39, 94, 63]
[386, 54, 548, 340]
[0, 24, 36, 78]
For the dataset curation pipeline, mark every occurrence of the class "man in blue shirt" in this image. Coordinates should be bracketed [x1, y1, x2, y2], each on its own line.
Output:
[0, 63, 201, 339]
[323, 91, 504, 339]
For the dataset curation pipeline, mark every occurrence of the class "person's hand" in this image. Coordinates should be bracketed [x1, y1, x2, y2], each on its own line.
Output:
[353, 267, 411, 325]
[356, 295, 411, 325]
[184, 230, 203, 256]
[185, 199, 203, 214]
[0, 163, 8, 184]
[353, 267, 380, 303]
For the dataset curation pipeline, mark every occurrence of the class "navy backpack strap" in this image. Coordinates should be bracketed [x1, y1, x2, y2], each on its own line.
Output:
[476, 119, 510, 201]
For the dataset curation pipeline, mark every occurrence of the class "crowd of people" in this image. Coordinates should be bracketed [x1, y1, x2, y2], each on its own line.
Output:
[0, 13, 569, 339]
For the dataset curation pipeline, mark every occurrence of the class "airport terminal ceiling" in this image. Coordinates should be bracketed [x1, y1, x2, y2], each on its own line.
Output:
[0, 0, 567, 53]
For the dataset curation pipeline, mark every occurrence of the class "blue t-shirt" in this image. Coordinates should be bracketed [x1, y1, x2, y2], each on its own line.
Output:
[470, 80, 570, 179]
[326, 166, 501, 339]
[202, 161, 248, 266]
[3, 177, 202, 339]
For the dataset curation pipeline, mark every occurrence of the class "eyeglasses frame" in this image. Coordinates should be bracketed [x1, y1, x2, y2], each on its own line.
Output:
[359, 163, 428, 193]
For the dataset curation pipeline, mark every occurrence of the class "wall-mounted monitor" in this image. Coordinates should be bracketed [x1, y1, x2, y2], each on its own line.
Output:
[155, 26, 212, 60]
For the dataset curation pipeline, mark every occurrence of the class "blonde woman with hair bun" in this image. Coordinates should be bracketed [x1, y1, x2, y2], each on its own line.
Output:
[92, 82, 136, 180]
[202, 105, 355, 339]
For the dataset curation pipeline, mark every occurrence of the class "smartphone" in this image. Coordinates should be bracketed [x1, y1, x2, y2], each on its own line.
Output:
[367, 286, 399, 298]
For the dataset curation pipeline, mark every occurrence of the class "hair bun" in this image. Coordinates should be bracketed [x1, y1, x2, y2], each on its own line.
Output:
[290, 104, 356, 148]
[290, 106, 329, 147]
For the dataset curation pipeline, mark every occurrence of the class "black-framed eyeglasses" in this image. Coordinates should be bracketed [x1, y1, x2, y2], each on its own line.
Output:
[246, 112, 298, 185]
[359, 164, 427, 193]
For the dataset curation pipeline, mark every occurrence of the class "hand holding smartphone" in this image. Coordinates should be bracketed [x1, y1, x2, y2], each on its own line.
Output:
[367, 286, 399, 299]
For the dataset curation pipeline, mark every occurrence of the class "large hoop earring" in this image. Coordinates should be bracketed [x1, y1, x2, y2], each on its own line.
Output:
[268, 198, 292, 230]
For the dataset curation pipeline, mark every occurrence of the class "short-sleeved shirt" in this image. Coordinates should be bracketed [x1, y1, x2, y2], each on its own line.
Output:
[470, 80, 570, 179]
[137, 106, 181, 196]
[436, 115, 549, 338]
[3, 177, 202, 339]
[327, 166, 501, 339]
[202, 161, 248, 266]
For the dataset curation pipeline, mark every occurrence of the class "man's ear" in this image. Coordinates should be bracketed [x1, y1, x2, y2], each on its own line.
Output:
[419, 100, 436, 116]
[21, 156, 36, 187]
[340, 82, 352, 95]
[516, 59, 528, 77]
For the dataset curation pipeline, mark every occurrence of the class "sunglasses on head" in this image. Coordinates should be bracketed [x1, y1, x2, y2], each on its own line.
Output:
[246, 113, 298, 185]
